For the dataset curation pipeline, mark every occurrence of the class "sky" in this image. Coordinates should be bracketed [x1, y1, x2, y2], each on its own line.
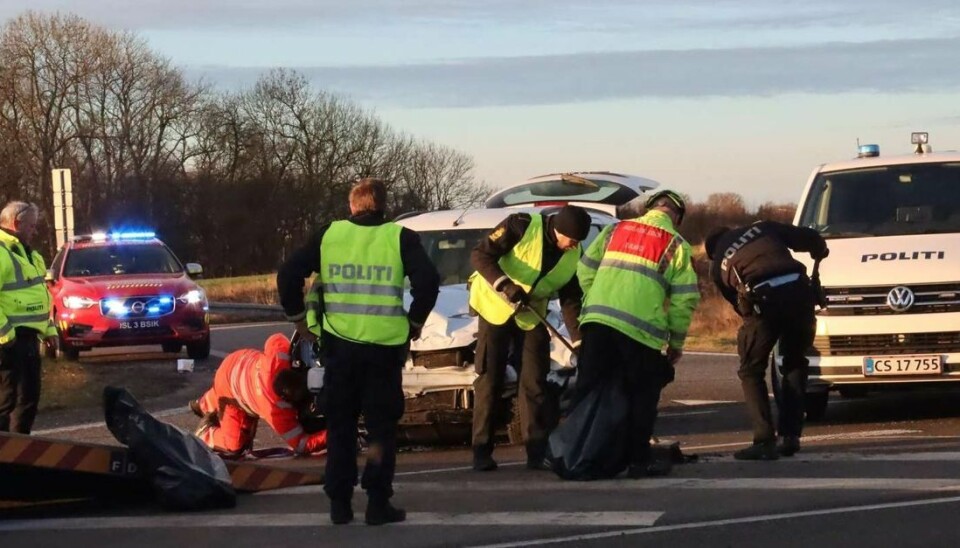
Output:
[4, 1, 960, 205]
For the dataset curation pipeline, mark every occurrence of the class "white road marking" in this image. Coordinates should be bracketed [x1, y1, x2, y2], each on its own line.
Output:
[393, 461, 526, 477]
[210, 322, 288, 331]
[685, 429, 925, 451]
[658, 410, 717, 418]
[671, 399, 736, 406]
[210, 350, 228, 358]
[257, 477, 960, 496]
[0, 512, 662, 531]
[33, 407, 187, 436]
[470, 494, 960, 547]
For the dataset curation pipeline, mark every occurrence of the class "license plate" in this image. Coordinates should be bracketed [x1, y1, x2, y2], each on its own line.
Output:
[119, 319, 161, 330]
[863, 355, 942, 376]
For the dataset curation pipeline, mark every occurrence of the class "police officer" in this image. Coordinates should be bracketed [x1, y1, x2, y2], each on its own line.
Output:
[705, 221, 828, 460]
[576, 190, 700, 477]
[0, 201, 58, 434]
[277, 178, 440, 526]
[469, 205, 591, 472]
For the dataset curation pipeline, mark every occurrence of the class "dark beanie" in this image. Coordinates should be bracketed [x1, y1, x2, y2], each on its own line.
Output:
[553, 205, 592, 241]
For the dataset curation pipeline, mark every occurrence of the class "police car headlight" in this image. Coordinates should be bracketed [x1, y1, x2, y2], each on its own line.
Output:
[63, 295, 96, 309]
[177, 289, 205, 305]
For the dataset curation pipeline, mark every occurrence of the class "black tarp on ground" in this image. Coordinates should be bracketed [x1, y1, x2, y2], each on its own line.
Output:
[547, 380, 630, 481]
[104, 386, 236, 511]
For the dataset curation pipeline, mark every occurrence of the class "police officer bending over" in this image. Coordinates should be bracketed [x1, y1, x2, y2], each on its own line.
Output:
[278, 178, 440, 526]
[469, 205, 591, 472]
[705, 221, 828, 460]
[576, 190, 700, 478]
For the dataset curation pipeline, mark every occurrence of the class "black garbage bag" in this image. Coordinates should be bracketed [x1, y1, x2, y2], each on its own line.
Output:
[104, 386, 236, 511]
[547, 379, 629, 480]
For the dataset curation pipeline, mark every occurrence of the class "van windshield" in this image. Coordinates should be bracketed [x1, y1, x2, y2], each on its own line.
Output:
[799, 162, 960, 238]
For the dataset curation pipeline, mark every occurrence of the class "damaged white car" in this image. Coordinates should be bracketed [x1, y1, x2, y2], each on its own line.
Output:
[396, 171, 660, 443]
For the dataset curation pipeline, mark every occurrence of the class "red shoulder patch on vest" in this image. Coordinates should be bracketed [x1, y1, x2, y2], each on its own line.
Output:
[606, 222, 673, 263]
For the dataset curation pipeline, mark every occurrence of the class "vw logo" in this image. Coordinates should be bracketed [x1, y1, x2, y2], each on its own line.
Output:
[130, 301, 145, 314]
[886, 286, 915, 312]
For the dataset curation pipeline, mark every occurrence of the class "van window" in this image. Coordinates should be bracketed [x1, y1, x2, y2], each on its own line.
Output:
[799, 162, 960, 238]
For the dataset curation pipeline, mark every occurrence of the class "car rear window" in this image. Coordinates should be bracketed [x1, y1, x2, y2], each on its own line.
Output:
[485, 175, 640, 208]
[63, 244, 183, 277]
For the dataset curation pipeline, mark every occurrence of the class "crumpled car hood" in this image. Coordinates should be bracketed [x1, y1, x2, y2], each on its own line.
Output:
[404, 284, 575, 370]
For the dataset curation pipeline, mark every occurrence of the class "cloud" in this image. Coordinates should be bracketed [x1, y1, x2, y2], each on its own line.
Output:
[186, 37, 960, 107]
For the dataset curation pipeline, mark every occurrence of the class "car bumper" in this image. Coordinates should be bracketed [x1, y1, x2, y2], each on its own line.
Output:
[56, 309, 209, 349]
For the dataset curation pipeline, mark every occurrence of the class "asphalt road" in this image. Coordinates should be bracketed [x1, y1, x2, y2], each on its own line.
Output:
[6, 322, 960, 547]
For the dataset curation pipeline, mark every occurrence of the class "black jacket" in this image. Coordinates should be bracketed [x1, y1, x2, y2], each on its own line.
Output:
[277, 212, 440, 327]
[710, 221, 827, 309]
[471, 212, 583, 341]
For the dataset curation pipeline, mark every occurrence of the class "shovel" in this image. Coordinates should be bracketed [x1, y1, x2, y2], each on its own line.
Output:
[511, 299, 578, 355]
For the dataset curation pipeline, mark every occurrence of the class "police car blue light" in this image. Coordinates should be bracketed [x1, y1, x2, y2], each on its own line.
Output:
[109, 231, 156, 240]
[857, 144, 880, 158]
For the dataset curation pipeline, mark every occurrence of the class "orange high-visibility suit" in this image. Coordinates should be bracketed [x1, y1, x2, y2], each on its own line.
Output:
[198, 333, 326, 455]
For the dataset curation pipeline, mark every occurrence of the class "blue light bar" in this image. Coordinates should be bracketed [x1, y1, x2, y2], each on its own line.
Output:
[109, 231, 156, 240]
[857, 144, 880, 158]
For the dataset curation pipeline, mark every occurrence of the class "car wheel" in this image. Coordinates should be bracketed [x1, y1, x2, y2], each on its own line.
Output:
[187, 336, 211, 360]
[61, 344, 80, 361]
[161, 342, 183, 354]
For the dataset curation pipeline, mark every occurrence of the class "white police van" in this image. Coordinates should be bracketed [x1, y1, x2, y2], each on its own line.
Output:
[775, 133, 960, 420]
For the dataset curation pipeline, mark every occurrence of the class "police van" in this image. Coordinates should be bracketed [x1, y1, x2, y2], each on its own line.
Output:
[775, 133, 960, 420]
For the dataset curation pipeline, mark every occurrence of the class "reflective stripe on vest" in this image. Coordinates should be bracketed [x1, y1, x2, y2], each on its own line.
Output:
[580, 215, 681, 349]
[468, 214, 580, 330]
[319, 221, 407, 345]
[0, 236, 54, 342]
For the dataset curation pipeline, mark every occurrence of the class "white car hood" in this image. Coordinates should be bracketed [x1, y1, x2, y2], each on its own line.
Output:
[798, 234, 960, 287]
[404, 284, 576, 369]
[406, 285, 477, 351]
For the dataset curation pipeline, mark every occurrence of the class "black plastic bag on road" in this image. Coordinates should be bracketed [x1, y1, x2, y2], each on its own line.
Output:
[104, 386, 236, 511]
[547, 380, 629, 481]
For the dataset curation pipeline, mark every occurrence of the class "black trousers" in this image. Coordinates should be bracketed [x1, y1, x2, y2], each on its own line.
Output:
[574, 323, 670, 464]
[0, 329, 43, 434]
[737, 280, 816, 443]
[472, 316, 555, 457]
[322, 334, 406, 503]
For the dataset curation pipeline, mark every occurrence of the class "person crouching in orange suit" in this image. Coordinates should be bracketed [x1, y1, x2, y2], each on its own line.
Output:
[190, 333, 326, 457]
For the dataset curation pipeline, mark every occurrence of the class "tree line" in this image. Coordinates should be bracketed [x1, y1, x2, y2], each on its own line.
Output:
[0, 12, 488, 275]
[0, 12, 795, 278]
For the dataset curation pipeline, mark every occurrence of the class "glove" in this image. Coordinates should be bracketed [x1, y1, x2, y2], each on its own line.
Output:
[501, 282, 529, 305]
[408, 319, 424, 341]
[813, 246, 830, 260]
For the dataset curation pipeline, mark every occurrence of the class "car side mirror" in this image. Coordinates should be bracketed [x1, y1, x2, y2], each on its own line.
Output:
[44, 269, 55, 284]
[185, 263, 203, 278]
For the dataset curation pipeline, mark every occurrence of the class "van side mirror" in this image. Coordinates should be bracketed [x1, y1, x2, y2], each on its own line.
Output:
[44, 269, 55, 283]
[185, 263, 203, 279]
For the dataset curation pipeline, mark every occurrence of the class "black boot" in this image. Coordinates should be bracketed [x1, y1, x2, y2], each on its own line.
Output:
[473, 445, 497, 471]
[778, 435, 801, 457]
[188, 399, 204, 418]
[734, 441, 779, 461]
[330, 499, 353, 525]
[365, 499, 406, 526]
[525, 441, 551, 471]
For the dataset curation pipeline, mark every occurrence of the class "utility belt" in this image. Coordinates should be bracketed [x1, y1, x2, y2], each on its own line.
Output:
[734, 271, 802, 316]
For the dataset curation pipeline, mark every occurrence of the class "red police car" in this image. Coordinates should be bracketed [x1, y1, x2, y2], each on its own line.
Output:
[46, 231, 210, 360]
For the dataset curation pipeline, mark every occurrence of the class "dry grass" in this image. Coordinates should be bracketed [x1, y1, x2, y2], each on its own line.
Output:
[199, 273, 279, 304]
